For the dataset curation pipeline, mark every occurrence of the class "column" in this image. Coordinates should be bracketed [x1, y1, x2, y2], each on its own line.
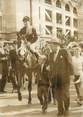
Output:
[3, 0, 16, 39]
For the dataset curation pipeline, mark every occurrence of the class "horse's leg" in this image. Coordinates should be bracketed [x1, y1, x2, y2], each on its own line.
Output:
[42, 86, 48, 113]
[27, 70, 32, 104]
[17, 86, 22, 101]
[22, 70, 25, 89]
[10, 69, 17, 93]
[37, 86, 43, 105]
[16, 70, 22, 101]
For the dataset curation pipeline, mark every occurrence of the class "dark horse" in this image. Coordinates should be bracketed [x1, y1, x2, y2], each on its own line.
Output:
[11, 34, 39, 103]
[53, 48, 73, 116]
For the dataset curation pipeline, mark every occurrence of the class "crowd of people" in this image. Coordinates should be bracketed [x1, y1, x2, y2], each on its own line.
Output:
[0, 16, 83, 117]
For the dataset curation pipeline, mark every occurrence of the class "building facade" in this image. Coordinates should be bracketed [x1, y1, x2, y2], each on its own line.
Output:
[0, 0, 82, 40]
[78, 0, 83, 40]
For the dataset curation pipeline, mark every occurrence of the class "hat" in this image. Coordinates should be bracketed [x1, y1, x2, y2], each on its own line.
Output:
[23, 16, 30, 22]
[75, 46, 81, 51]
[67, 42, 79, 49]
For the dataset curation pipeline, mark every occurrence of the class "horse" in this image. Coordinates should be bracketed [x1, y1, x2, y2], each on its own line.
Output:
[15, 34, 47, 104]
[52, 47, 73, 116]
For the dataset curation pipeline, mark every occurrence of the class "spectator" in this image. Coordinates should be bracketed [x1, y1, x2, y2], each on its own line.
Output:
[72, 47, 83, 105]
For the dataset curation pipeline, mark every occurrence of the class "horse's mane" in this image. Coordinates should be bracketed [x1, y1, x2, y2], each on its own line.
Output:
[55, 48, 72, 66]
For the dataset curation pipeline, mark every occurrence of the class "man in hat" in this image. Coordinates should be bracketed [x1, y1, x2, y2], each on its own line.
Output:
[19, 16, 38, 44]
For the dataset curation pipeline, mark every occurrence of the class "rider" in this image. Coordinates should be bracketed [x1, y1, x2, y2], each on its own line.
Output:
[17, 16, 38, 59]
[19, 16, 38, 44]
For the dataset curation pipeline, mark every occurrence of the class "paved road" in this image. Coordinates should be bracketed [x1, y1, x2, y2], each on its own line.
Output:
[0, 81, 83, 117]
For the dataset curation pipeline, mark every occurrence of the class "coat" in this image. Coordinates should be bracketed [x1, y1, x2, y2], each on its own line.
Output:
[54, 48, 73, 88]
[37, 61, 50, 87]
[19, 26, 38, 43]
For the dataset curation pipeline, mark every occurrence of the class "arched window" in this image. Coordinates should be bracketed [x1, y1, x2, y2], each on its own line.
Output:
[65, 4, 70, 11]
[56, 0, 61, 8]
[73, 7, 77, 14]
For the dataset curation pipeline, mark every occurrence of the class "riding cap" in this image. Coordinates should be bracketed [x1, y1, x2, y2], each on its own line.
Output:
[23, 16, 30, 22]
[75, 46, 81, 52]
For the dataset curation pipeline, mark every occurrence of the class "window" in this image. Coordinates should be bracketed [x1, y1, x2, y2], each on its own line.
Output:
[73, 7, 77, 14]
[65, 16, 70, 26]
[73, 18, 78, 28]
[56, 0, 61, 8]
[65, 4, 70, 11]
[45, 25, 52, 35]
[45, 9, 52, 22]
[74, 31, 78, 39]
[56, 13, 62, 24]
[56, 28, 62, 38]
[0, 16, 2, 31]
[45, 0, 52, 4]
[65, 29, 71, 37]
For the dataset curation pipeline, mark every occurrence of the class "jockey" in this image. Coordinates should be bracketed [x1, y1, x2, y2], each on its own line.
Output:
[18, 16, 38, 44]
[16, 16, 39, 60]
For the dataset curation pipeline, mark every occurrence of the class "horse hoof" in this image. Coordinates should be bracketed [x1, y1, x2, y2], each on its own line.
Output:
[42, 106, 47, 114]
[77, 101, 82, 106]
[28, 101, 31, 104]
[18, 93, 22, 101]
[40, 101, 43, 105]
[42, 109, 47, 114]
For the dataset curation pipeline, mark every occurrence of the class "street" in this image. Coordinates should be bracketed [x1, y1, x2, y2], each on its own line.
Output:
[0, 80, 83, 117]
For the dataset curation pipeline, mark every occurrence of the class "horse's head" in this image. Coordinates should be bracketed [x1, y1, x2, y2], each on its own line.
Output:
[17, 40, 27, 57]
[38, 54, 47, 65]
[55, 47, 72, 69]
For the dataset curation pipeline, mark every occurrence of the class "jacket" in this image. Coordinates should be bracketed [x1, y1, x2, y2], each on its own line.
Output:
[19, 26, 38, 43]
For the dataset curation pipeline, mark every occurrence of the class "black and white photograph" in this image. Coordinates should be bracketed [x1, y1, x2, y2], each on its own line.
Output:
[0, 0, 83, 117]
